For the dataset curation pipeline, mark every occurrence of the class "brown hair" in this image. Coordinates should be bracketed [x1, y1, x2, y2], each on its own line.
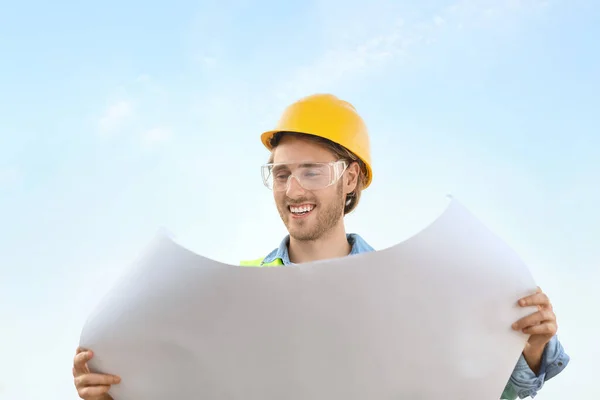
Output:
[267, 131, 368, 215]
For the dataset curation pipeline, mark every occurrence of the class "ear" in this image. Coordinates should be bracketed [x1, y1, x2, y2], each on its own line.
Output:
[344, 162, 360, 195]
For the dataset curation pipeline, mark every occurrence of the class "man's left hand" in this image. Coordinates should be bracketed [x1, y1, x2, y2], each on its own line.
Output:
[512, 287, 558, 373]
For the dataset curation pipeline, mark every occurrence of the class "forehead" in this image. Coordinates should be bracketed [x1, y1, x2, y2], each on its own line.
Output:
[271, 135, 336, 164]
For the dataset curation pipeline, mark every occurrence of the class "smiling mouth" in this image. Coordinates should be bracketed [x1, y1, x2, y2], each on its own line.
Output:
[289, 204, 315, 216]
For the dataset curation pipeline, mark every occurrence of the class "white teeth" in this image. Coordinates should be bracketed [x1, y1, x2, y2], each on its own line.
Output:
[290, 205, 314, 214]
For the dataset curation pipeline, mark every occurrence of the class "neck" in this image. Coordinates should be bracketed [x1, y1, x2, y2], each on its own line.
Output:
[288, 222, 351, 264]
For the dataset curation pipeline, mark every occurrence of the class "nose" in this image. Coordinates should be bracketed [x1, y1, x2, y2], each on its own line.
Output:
[285, 175, 306, 198]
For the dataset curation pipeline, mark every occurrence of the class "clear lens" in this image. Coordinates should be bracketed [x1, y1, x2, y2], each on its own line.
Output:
[262, 161, 347, 191]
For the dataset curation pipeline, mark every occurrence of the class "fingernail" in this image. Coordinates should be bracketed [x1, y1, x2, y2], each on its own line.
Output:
[512, 323, 518, 329]
[114, 376, 121, 383]
[518, 299, 526, 306]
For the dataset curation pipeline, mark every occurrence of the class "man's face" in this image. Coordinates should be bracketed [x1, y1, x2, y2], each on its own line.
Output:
[271, 136, 347, 241]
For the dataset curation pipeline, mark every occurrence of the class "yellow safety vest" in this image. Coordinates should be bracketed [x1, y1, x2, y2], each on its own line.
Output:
[239, 257, 284, 267]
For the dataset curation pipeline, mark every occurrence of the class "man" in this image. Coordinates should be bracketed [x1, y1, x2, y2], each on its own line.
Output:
[73, 94, 569, 400]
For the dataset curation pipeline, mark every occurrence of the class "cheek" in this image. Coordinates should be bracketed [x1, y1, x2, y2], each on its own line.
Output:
[274, 193, 286, 206]
[314, 191, 336, 207]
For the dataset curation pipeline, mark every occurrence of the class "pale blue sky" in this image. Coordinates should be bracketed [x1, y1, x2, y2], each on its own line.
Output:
[1, 1, 598, 399]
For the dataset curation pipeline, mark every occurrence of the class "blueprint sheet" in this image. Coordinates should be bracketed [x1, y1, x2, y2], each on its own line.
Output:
[79, 199, 537, 400]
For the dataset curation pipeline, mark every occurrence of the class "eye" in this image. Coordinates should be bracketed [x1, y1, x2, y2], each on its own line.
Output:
[275, 172, 290, 181]
[302, 169, 323, 178]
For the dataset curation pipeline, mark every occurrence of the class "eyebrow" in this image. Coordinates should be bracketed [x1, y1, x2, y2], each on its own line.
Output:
[271, 164, 288, 174]
[297, 163, 322, 168]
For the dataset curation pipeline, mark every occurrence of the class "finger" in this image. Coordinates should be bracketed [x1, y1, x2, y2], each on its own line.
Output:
[75, 373, 121, 388]
[73, 350, 93, 376]
[514, 308, 555, 329]
[512, 309, 555, 330]
[77, 385, 111, 398]
[523, 322, 557, 336]
[518, 291, 551, 308]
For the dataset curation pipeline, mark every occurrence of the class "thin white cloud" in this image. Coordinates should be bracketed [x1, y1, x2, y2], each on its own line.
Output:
[141, 127, 173, 148]
[270, 0, 549, 104]
[201, 56, 217, 68]
[98, 100, 134, 134]
[135, 74, 151, 83]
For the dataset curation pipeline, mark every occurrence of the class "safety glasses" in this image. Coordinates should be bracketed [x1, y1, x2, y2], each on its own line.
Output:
[261, 160, 348, 192]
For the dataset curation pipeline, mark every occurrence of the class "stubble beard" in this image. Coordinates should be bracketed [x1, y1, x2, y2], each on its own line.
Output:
[277, 182, 345, 242]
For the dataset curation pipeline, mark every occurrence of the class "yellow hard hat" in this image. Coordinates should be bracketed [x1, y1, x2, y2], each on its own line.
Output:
[261, 93, 373, 188]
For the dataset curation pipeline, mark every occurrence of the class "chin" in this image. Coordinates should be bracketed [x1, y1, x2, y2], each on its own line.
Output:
[289, 232, 318, 241]
[288, 225, 322, 241]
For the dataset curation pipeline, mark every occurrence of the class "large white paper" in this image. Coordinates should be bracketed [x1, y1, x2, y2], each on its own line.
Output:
[80, 198, 537, 400]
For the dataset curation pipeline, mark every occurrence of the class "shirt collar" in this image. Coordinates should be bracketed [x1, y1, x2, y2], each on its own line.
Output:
[262, 233, 374, 266]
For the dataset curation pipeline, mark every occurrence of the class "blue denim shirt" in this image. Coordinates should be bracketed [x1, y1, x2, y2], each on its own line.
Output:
[261, 233, 570, 399]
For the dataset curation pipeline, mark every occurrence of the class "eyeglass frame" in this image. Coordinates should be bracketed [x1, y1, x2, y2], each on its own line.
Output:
[261, 160, 350, 192]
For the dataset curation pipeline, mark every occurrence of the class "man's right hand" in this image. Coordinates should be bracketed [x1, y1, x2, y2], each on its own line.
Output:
[73, 347, 121, 400]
